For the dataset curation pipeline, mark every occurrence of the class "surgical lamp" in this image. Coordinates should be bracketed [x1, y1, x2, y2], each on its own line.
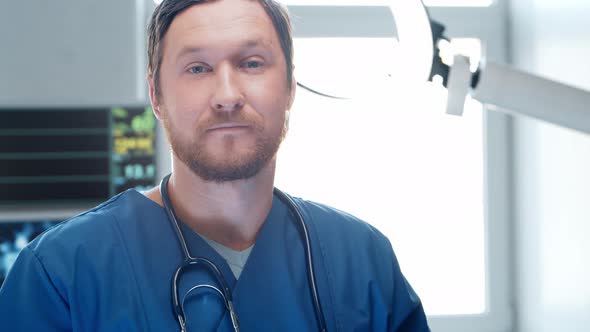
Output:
[291, 0, 590, 135]
[432, 21, 590, 135]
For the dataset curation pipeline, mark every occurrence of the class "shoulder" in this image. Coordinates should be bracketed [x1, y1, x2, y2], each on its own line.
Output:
[3, 190, 159, 330]
[27, 190, 143, 266]
[286, 196, 415, 328]
[289, 197, 397, 276]
[293, 197, 392, 251]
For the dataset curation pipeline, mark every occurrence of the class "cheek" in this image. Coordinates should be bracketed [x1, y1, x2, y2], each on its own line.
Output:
[248, 91, 289, 131]
[243, 74, 291, 117]
[161, 79, 211, 126]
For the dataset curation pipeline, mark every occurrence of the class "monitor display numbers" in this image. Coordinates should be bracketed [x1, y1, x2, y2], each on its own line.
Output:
[111, 107, 157, 194]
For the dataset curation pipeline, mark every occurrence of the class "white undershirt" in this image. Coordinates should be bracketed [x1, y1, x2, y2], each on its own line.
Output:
[198, 235, 254, 279]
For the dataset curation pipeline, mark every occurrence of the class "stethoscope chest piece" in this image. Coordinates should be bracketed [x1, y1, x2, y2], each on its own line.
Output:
[159, 174, 326, 332]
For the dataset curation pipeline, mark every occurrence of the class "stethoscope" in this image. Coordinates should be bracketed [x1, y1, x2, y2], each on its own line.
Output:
[159, 173, 328, 332]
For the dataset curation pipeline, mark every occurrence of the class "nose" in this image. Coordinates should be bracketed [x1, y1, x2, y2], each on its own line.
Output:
[210, 64, 245, 112]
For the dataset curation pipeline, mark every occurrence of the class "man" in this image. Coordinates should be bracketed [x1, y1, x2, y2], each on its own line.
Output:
[0, 0, 430, 330]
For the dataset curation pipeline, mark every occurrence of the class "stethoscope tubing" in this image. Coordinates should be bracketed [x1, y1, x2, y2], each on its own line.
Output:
[159, 173, 327, 332]
[160, 175, 238, 331]
[272, 187, 328, 332]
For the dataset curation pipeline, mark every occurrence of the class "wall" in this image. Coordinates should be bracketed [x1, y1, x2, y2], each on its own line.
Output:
[0, 0, 158, 214]
[0, 0, 149, 107]
[508, 0, 590, 331]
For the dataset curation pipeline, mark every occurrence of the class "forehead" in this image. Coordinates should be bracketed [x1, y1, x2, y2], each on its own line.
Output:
[163, 0, 279, 57]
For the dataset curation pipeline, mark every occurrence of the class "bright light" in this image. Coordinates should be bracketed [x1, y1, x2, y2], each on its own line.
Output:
[290, 0, 432, 99]
[387, 0, 433, 83]
[276, 38, 486, 316]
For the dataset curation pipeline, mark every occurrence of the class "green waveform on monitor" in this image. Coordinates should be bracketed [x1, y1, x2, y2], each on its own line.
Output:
[112, 107, 155, 135]
[131, 107, 156, 134]
[111, 107, 128, 119]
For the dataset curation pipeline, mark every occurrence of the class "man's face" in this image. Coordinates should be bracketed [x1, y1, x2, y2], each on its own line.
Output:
[150, 0, 294, 182]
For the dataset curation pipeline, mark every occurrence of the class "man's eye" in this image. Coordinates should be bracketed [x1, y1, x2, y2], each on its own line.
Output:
[243, 61, 263, 69]
[188, 65, 209, 74]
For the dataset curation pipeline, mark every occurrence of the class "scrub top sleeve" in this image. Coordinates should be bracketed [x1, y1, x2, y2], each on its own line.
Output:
[0, 246, 72, 331]
[390, 276, 430, 332]
[378, 236, 430, 332]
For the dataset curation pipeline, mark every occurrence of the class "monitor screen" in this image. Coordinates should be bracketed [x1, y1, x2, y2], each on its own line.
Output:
[0, 220, 61, 286]
[0, 106, 157, 205]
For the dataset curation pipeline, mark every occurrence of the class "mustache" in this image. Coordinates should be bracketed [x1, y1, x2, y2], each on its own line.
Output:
[198, 111, 264, 131]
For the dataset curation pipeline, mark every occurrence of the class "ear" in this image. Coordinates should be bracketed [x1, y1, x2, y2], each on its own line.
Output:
[147, 74, 164, 120]
[287, 76, 297, 110]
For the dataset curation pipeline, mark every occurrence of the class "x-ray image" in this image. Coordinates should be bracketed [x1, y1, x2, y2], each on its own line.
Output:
[0, 221, 60, 286]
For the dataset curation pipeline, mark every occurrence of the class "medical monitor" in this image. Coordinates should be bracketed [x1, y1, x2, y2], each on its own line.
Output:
[0, 220, 61, 286]
[0, 106, 157, 206]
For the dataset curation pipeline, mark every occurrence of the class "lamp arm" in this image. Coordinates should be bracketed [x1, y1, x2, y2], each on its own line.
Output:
[446, 55, 590, 134]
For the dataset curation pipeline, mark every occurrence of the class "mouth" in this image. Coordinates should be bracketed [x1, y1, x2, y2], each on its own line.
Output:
[206, 122, 251, 132]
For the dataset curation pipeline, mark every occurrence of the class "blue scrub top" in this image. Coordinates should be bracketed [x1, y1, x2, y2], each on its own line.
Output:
[0, 190, 429, 331]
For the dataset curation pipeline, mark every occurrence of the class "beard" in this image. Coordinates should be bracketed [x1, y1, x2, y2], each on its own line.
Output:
[163, 110, 288, 183]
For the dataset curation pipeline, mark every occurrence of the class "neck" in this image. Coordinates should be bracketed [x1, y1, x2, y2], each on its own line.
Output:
[152, 156, 276, 251]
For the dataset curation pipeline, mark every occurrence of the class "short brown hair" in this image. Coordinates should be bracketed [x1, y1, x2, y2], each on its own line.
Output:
[147, 0, 294, 98]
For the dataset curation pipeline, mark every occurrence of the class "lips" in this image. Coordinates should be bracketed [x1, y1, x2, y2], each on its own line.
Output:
[206, 122, 251, 131]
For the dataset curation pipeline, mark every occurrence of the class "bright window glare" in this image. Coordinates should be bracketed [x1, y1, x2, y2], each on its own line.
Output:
[275, 38, 486, 316]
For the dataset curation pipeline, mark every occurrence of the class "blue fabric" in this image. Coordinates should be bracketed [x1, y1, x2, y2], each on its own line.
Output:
[0, 190, 429, 331]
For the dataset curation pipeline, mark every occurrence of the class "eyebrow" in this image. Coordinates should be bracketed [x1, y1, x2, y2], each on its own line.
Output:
[175, 39, 270, 60]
